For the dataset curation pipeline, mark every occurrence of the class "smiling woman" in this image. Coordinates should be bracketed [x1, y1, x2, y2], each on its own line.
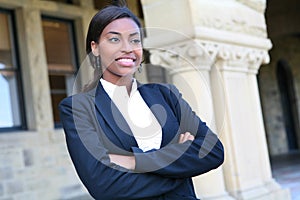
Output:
[59, 5, 224, 200]
[92, 17, 143, 90]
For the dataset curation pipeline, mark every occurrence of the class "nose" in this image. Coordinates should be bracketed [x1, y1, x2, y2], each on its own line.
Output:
[121, 41, 133, 53]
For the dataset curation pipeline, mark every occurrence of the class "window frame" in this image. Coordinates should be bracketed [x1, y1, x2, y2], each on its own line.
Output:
[0, 8, 27, 132]
[41, 15, 79, 128]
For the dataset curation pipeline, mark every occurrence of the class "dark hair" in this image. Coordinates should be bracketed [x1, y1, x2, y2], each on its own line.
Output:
[86, 5, 142, 54]
[82, 5, 142, 92]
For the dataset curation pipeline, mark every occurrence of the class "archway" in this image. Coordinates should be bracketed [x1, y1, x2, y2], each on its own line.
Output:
[276, 59, 299, 151]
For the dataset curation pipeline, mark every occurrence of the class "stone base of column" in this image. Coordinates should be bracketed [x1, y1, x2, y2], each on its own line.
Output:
[229, 180, 290, 200]
[193, 169, 235, 200]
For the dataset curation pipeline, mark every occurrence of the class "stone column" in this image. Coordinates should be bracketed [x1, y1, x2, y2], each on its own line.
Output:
[141, 0, 290, 199]
[211, 43, 290, 199]
[148, 38, 233, 200]
[16, 5, 53, 131]
[72, 0, 96, 94]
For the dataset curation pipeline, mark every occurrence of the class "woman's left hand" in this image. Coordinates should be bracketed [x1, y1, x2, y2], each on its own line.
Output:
[178, 132, 195, 144]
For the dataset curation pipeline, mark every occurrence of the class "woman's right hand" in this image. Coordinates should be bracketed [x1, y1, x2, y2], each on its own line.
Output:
[109, 154, 136, 170]
[178, 132, 195, 144]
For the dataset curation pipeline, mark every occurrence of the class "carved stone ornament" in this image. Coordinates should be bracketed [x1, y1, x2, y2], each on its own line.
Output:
[236, 0, 266, 13]
[148, 40, 269, 75]
[216, 43, 270, 74]
[197, 17, 266, 38]
[149, 40, 217, 75]
[192, 0, 267, 38]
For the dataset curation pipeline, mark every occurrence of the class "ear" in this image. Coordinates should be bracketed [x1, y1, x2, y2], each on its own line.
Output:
[91, 41, 99, 56]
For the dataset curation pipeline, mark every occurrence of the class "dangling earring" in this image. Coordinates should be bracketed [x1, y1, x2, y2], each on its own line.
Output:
[94, 56, 101, 69]
[95, 56, 101, 69]
[138, 63, 143, 73]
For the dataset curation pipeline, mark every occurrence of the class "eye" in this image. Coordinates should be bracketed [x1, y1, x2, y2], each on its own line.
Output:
[131, 38, 141, 45]
[108, 37, 120, 43]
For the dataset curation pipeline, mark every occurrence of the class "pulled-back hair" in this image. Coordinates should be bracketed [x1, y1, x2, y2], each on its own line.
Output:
[86, 5, 142, 55]
[82, 5, 142, 92]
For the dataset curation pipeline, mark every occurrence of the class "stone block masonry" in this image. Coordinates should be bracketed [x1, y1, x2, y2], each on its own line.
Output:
[0, 131, 90, 200]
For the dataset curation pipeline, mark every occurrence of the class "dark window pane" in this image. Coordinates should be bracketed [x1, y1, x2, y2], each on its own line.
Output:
[41, 0, 75, 5]
[43, 19, 76, 74]
[0, 13, 14, 69]
[49, 75, 66, 90]
[42, 17, 77, 127]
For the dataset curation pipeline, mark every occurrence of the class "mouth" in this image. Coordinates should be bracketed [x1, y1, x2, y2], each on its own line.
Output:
[115, 57, 136, 67]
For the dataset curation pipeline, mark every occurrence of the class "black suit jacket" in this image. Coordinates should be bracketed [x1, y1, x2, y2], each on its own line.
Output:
[59, 82, 224, 200]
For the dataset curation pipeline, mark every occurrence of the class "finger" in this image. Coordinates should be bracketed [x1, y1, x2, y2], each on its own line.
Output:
[183, 132, 195, 142]
[188, 134, 195, 141]
[183, 132, 191, 141]
[181, 132, 190, 143]
[178, 133, 184, 143]
[183, 132, 189, 142]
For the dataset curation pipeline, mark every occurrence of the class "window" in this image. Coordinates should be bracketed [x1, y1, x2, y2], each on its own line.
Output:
[0, 9, 26, 131]
[42, 17, 78, 127]
[41, 0, 76, 5]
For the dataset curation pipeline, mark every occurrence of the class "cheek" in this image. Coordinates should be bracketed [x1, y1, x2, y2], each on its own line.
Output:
[99, 49, 116, 66]
[135, 49, 143, 60]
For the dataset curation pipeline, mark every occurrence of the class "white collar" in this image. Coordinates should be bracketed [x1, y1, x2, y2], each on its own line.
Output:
[100, 78, 138, 98]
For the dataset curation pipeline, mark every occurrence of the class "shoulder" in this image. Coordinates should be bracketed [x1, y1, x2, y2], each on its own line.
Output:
[138, 82, 182, 105]
[59, 90, 94, 111]
[138, 82, 179, 94]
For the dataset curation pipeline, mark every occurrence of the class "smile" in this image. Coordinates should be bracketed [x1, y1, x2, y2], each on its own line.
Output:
[116, 58, 135, 62]
[115, 57, 136, 66]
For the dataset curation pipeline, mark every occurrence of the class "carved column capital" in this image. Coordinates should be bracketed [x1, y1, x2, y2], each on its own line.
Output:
[147, 40, 269, 75]
[216, 43, 270, 74]
[148, 40, 217, 75]
[236, 0, 266, 13]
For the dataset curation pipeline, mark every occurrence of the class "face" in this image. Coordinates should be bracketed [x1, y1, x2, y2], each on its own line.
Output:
[91, 18, 143, 81]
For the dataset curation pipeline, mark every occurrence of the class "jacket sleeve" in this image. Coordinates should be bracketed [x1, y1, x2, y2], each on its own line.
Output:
[59, 95, 184, 200]
[133, 84, 224, 178]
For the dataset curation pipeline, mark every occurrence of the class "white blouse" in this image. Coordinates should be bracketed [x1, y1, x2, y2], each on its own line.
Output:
[100, 78, 162, 152]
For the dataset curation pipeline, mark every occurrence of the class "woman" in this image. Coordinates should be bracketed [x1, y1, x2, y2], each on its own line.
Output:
[59, 5, 224, 200]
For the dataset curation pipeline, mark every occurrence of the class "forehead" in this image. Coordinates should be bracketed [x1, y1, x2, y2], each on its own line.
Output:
[102, 18, 140, 35]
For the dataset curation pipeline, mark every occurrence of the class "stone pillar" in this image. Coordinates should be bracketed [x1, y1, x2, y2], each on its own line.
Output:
[141, 0, 290, 199]
[211, 43, 290, 199]
[72, 1, 96, 94]
[148, 39, 233, 200]
[16, 6, 53, 131]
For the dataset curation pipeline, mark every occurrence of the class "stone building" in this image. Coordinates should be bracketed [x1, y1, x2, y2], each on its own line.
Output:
[0, 0, 298, 199]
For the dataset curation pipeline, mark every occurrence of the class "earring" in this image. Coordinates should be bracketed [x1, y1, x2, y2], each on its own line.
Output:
[95, 56, 100, 69]
[138, 63, 143, 73]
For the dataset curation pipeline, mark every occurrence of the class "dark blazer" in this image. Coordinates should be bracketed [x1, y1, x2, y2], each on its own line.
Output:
[59, 82, 224, 200]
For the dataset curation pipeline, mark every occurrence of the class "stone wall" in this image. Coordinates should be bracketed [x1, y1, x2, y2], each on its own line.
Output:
[259, 34, 300, 155]
[259, 0, 300, 156]
[0, 130, 92, 200]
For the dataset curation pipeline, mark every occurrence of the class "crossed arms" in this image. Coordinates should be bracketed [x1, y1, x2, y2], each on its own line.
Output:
[59, 84, 224, 199]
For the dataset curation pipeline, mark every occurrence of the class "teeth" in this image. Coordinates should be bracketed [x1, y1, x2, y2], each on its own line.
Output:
[118, 58, 133, 62]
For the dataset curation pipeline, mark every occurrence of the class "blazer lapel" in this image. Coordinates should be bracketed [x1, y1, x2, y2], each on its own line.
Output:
[92, 83, 138, 151]
[138, 84, 176, 147]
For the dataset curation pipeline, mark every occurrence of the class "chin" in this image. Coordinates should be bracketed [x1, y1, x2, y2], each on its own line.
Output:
[117, 68, 137, 75]
[110, 71, 135, 78]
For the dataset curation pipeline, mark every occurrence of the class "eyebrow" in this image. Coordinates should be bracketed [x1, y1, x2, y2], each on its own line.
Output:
[106, 31, 140, 37]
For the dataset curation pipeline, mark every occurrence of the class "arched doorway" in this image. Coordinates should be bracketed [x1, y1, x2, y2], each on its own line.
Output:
[276, 59, 299, 151]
